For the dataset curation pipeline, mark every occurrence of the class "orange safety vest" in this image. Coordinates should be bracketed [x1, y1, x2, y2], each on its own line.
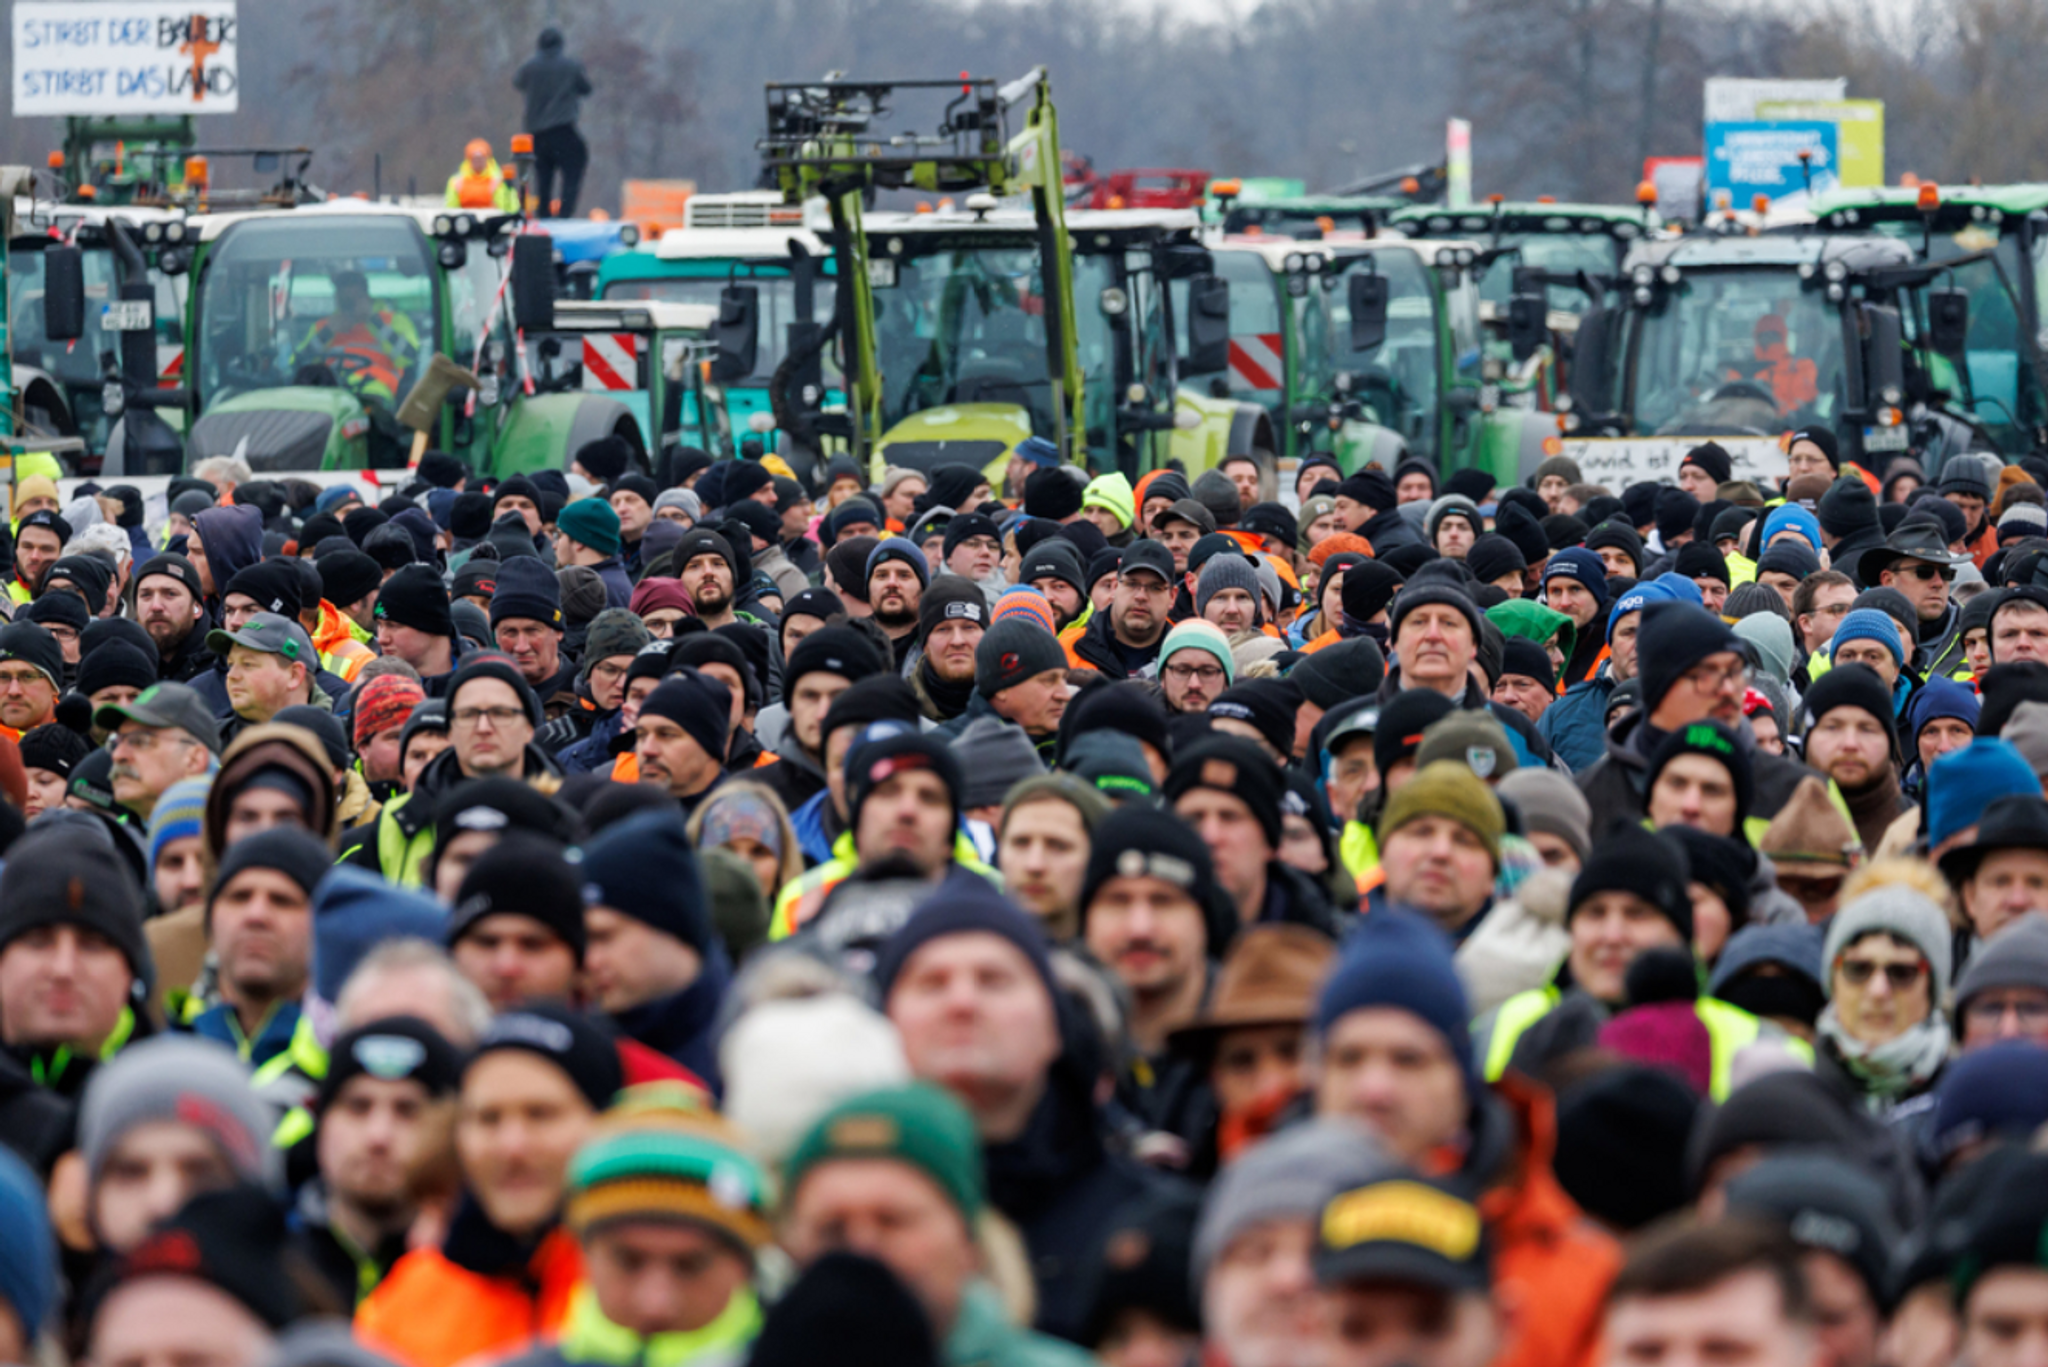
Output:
[452, 171, 501, 208]
[299, 310, 416, 399]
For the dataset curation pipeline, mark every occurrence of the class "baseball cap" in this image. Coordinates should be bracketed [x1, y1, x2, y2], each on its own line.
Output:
[1314, 1175, 1490, 1292]
[91, 680, 224, 755]
[1119, 541, 1176, 583]
[205, 612, 314, 665]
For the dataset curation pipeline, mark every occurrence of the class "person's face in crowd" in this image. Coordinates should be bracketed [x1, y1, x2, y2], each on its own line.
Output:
[1158, 520, 1202, 575]
[1807, 707, 1891, 792]
[883, 476, 927, 526]
[1326, 1283, 1500, 1367]
[1948, 489, 1988, 537]
[788, 671, 852, 759]
[319, 1073, 438, 1223]
[136, 575, 205, 652]
[401, 730, 450, 791]
[1544, 577, 1598, 631]
[869, 560, 923, 629]
[153, 835, 209, 914]
[1333, 495, 1373, 533]
[1963, 985, 2048, 1051]
[925, 618, 982, 684]
[1758, 568, 1802, 605]
[1392, 606, 1475, 697]
[224, 646, 307, 724]
[108, 722, 204, 815]
[1176, 788, 1273, 910]
[919, 532, 949, 575]
[1692, 576, 1728, 614]
[0, 922, 131, 1054]
[495, 494, 542, 535]
[1649, 650, 1745, 732]
[496, 619, 563, 686]
[1797, 581, 1857, 654]
[1690, 881, 1735, 963]
[1083, 504, 1127, 542]
[1799, 1249, 1882, 1367]
[854, 770, 955, 877]
[1748, 709, 1783, 755]
[1486, 567, 1525, 598]
[1607, 610, 1641, 683]
[1324, 737, 1379, 827]
[1313, 1007, 1466, 1165]
[1525, 830, 1580, 874]
[1282, 806, 1328, 876]
[1648, 754, 1740, 838]
[1491, 671, 1551, 723]
[450, 914, 577, 1012]
[1604, 1269, 1819, 1367]
[1204, 585, 1260, 636]
[635, 714, 720, 798]
[1830, 931, 1931, 1047]
[1086, 874, 1206, 1004]
[583, 655, 633, 713]
[1211, 1022, 1306, 1119]
[1377, 816, 1494, 934]
[610, 490, 652, 539]
[18, 763, 60, 819]
[1965, 625, 1994, 677]
[1880, 557, 1953, 622]
[1595, 544, 1637, 580]
[694, 661, 751, 740]
[644, 607, 692, 641]
[0, 658, 56, 732]
[1777, 869, 1847, 925]
[1113, 569, 1173, 644]
[583, 905, 702, 1014]
[779, 495, 814, 542]
[551, 528, 603, 569]
[1305, 508, 1344, 550]
[90, 1276, 274, 1367]
[451, 679, 535, 779]
[1674, 462, 1717, 503]
[997, 797, 1090, 937]
[1029, 575, 1084, 627]
[1963, 1267, 2048, 1367]
[1918, 717, 1975, 773]
[91, 1119, 240, 1253]
[1831, 637, 1898, 691]
[1786, 440, 1835, 483]
[946, 534, 1001, 582]
[782, 1158, 979, 1336]
[183, 527, 216, 596]
[14, 526, 60, 592]
[992, 667, 1070, 738]
[583, 1219, 752, 1339]
[887, 931, 1061, 1130]
[1535, 472, 1570, 512]
[42, 618, 81, 665]
[1229, 457, 1266, 508]
[1207, 1217, 1333, 1367]
[680, 554, 736, 617]
[1435, 517, 1474, 560]
[210, 868, 312, 1006]
[1568, 892, 1684, 1004]
[1995, 602, 2048, 665]
[375, 620, 444, 672]
[457, 1050, 595, 1239]
[220, 593, 262, 634]
[1161, 648, 1227, 714]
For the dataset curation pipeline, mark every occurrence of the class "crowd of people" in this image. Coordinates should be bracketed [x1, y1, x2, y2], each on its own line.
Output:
[3, 427, 2048, 1367]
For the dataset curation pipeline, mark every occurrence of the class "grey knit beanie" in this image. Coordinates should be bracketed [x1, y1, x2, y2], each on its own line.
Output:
[579, 608, 653, 681]
[1191, 1119, 1395, 1283]
[1195, 554, 1261, 616]
[1822, 886, 1954, 1001]
[80, 1036, 281, 1190]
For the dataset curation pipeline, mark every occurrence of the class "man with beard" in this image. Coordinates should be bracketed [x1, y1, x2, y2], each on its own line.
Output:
[866, 537, 930, 669]
[758, 626, 885, 816]
[1063, 540, 1175, 678]
[1802, 663, 1910, 856]
[1158, 619, 1235, 715]
[303, 1016, 461, 1306]
[908, 576, 988, 723]
[1020, 538, 1089, 632]
[5, 509, 66, 605]
[489, 559, 576, 708]
[134, 554, 214, 683]
[632, 669, 731, 820]
[671, 527, 743, 630]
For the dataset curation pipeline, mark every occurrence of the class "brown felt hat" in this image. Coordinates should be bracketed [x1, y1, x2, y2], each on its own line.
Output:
[1167, 923, 1336, 1059]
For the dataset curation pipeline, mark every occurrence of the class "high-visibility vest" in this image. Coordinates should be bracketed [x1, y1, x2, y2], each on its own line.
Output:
[1478, 986, 1809, 1101]
[296, 310, 420, 401]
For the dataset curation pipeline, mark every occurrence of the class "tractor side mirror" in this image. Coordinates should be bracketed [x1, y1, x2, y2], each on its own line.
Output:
[1568, 303, 1617, 415]
[1347, 271, 1388, 354]
[43, 245, 86, 342]
[1928, 287, 1970, 358]
[712, 284, 760, 383]
[1507, 294, 1547, 363]
[1186, 274, 1230, 375]
[511, 233, 555, 333]
[1861, 302, 1905, 407]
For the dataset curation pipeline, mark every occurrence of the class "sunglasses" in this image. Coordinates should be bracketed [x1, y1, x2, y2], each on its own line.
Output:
[1837, 958, 1927, 989]
[1900, 562, 1956, 583]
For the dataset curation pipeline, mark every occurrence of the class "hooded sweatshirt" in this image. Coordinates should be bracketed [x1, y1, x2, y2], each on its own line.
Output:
[513, 29, 592, 132]
[191, 505, 264, 609]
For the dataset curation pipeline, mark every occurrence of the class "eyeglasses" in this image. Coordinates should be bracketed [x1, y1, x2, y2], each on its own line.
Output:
[1164, 663, 1225, 684]
[0, 669, 49, 691]
[451, 705, 527, 729]
[1682, 661, 1749, 694]
[589, 661, 629, 682]
[1837, 957, 1927, 989]
[112, 730, 192, 754]
[1965, 996, 2048, 1028]
[1900, 562, 1956, 583]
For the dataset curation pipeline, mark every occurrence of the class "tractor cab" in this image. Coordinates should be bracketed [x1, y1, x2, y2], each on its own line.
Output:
[530, 299, 726, 464]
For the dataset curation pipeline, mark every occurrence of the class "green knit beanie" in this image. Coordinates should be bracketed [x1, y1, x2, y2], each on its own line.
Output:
[1375, 759, 1505, 869]
[784, 1083, 984, 1221]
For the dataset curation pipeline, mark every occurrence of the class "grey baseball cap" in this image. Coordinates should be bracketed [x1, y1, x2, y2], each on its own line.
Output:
[92, 680, 223, 755]
[206, 612, 315, 668]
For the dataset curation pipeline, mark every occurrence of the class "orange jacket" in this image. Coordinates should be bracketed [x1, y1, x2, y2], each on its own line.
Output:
[313, 601, 374, 683]
[1476, 1077, 1622, 1367]
[355, 1226, 583, 1367]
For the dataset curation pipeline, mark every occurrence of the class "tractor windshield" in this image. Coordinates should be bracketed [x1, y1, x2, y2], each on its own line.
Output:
[872, 241, 1057, 435]
[195, 215, 435, 412]
[1329, 251, 1443, 459]
[1477, 231, 1618, 313]
[1631, 268, 1845, 436]
[601, 270, 836, 386]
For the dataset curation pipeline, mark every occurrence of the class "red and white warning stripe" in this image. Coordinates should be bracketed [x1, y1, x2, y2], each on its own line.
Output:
[581, 333, 640, 391]
[1228, 333, 1283, 391]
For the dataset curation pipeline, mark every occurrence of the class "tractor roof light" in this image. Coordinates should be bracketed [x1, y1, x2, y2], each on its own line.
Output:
[1210, 177, 1242, 200]
[1918, 183, 1941, 211]
[511, 133, 534, 157]
[46, 150, 63, 170]
[1636, 180, 1658, 205]
[1752, 193, 1771, 214]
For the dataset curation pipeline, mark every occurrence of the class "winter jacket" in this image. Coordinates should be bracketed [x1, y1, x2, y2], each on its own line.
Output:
[1539, 668, 1616, 773]
[589, 557, 633, 610]
[294, 1179, 409, 1309]
[555, 711, 625, 775]
[1061, 607, 1161, 679]
[512, 32, 592, 132]
[1575, 709, 1814, 836]
[187, 999, 301, 1071]
[356, 1201, 583, 1367]
[755, 733, 828, 816]
[945, 1283, 1097, 1367]
[1455, 868, 1573, 1016]
[752, 544, 810, 604]
[190, 504, 264, 606]
[1355, 505, 1423, 556]
[609, 948, 732, 1098]
[496, 1286, 762, 1367]
[339, 743, 563, 886]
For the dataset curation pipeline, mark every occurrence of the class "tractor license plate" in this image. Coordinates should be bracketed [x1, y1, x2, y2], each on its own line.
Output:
[1863, 424, 1910, 453]
[101, 301, 152, 333]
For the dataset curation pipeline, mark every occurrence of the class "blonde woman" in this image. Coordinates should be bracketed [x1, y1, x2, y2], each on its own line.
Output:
[686, 779, 805, 904]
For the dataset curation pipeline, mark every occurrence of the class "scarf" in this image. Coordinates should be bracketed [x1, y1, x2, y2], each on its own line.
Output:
[917, 653, 977, 718]
[1817, 1004, 1949, 1104]
[558, 1282, 760, 1367]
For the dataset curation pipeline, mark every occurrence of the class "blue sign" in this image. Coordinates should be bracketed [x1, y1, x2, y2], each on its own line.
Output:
[1705, 121, 1838, 207]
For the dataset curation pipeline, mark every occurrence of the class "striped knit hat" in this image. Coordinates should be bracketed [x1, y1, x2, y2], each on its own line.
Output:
[147, 775, 213, 872]
[565, 1085, 774, 1257]
[991, 586, 1059, 635]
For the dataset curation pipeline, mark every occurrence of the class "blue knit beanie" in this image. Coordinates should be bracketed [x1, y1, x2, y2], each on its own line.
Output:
[1927, 738, 2041, 848]
[1607, 579, 1675, 636]
[0, 1148, 53, 1340]
[1541, 547, 1610, 606]
[1313, 910, 1475, 1092]
[579, 807, 713, 956]
[873, 871, 1056, 1006]
[1760, 504, 1823, 553]
[1830, 608, 1905, 666]
[311, 865, 447, 1004]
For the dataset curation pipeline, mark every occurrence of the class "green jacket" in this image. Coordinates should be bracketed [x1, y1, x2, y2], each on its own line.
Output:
[946, 1283, 1095, 1367]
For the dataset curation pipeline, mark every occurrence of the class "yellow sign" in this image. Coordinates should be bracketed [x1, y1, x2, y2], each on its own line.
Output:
[1756, 99, 1884, 189]
[1322, 1181, 1482, 1259]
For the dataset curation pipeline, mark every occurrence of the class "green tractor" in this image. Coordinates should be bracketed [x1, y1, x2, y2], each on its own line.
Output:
[1805, 183, 2048, 459]
[1557, 232, 1993, 487]
[59, 199, 650, 481]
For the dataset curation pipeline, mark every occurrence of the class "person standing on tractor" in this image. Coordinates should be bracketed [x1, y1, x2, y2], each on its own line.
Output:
[514, 28, 592, 218]
[445, 139, 520, 212]
[293, 270, 420, 408]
